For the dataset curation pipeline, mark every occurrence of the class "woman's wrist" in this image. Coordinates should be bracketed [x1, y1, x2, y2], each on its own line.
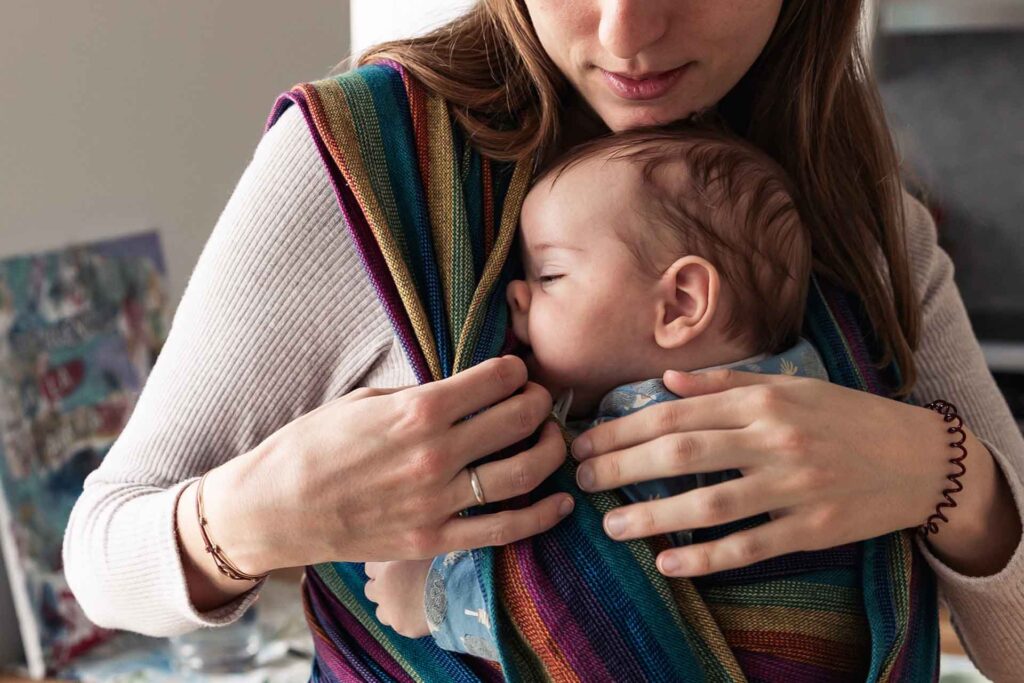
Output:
[199, 450, 285, 576]
[918, 425, 1022, 577]
[174, 456, 280, 612]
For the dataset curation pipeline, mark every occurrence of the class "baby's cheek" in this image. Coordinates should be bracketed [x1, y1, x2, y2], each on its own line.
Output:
[527, 295, 626, 389]
[533, 326, 611, 387]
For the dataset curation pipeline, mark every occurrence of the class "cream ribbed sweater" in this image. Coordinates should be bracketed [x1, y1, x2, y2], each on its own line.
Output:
[61, 105, 1024, 678]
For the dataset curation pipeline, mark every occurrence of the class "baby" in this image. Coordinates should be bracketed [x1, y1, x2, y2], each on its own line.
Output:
[508, 125, 815, 419]
[365, 125, 827, 659]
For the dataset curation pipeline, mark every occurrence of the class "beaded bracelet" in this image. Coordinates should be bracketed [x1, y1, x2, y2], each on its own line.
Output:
[196, 471, 268, 582]
[918, 400, 969, 537]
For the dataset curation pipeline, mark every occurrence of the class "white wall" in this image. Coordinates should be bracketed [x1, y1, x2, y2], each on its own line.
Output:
[0, 0, 349, 309]
[350, 0, 474, 56]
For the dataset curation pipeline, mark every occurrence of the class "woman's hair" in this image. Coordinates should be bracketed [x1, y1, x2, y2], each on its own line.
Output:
[358, 0, 920, 394]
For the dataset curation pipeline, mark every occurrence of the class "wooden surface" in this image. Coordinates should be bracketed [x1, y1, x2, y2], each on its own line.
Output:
[0, 598, 968, 681]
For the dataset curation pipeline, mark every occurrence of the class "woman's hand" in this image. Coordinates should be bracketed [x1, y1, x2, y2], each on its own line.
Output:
[202, 356, 575, 575]
[571, 368, 1018, 578]
[363, 560, 433, 638]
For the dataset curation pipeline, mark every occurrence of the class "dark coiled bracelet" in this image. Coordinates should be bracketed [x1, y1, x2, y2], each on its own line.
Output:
[918, 400, 969, 537]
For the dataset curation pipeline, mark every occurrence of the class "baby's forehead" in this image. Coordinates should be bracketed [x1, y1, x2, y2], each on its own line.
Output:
[523, 154, 650, 224]
[519, 163, 663, 267]
[539, 150, 650, 190]
[524, 156, 642, 224]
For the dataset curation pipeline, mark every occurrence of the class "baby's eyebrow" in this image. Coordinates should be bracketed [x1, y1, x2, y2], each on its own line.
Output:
[531, 242, 584, 252]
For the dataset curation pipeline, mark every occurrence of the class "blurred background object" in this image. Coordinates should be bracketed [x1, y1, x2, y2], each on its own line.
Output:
[876, 0, 1024, 429]
[0, 233, 169, 678]
[881, 0, 1024, 32]
[350, 0, 472, 55]
[0, 0, 349, 309]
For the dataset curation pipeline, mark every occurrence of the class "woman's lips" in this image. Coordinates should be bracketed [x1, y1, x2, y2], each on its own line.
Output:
[599, 64, 691, 101]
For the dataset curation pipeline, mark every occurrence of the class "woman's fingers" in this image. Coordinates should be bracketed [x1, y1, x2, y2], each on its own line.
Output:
[573, 390, 751, 461]
[439, 490, 575, 552]
[420, 356, 529, 423]
[447, 381, 553, 467]
[655, 512, 804, 577]
[662, 367, 788, 399]
[600, 474, 790, 542]
[575, 429, 755, 492]
[447, 421, 566, 511]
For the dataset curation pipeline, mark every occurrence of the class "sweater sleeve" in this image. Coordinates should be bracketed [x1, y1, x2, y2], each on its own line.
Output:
[902, 193, 1024, 678]
[61, 104, 397, 637]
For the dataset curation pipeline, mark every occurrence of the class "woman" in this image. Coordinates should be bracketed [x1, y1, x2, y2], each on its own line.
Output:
[63, 0, 1023, 678]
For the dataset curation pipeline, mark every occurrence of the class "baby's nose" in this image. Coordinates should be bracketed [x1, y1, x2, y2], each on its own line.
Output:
[506, 280, 532, 345]
[506, 280, 531, 314]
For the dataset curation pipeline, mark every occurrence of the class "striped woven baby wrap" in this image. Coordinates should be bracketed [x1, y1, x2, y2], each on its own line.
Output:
[267, 62, 939, 682]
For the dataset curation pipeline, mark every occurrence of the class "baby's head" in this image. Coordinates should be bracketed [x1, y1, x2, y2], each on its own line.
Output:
[508, 126, 811, 416]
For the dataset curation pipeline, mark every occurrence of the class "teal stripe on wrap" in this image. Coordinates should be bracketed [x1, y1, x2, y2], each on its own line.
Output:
[539, 470, 720, 679]
[342, 66, 455, 375]
[805, 278, 939, 682]
[464, 151, 486, 280]
[447, 133, 476, 369]
[317, 562, 484, 680]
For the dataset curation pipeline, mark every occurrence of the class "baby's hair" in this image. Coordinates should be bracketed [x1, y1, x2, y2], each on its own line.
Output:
[534, 123, 812, 355]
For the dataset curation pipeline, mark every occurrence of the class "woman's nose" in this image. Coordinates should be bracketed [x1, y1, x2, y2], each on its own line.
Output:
[598, 0, 670, 61]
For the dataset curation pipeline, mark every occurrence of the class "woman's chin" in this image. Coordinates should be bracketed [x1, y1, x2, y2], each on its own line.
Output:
[588, 92, 698, 132]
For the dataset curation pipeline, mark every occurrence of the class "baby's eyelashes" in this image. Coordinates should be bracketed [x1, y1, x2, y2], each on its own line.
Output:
[538, 274, 565, 285]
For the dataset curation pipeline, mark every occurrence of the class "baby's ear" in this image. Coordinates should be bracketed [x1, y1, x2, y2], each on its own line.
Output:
[654, 256, 719, 350]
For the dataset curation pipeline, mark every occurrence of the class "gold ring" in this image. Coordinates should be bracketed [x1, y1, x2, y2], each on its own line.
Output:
[468, 466, 486, 506]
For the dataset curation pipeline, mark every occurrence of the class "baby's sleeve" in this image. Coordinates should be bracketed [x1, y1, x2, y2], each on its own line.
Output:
[424, 551, 499, 661]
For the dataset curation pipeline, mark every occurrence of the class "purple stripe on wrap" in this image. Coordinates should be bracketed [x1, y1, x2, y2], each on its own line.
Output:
[464, 658, 507, 683]
[821, 286, 883, 395]
[512, 537, 616, 680]
[335, 161, 432, 382]
[303, 568, 378, 681]
[533, 533, 653, 681]
[736, 649, 862, 682]
[269, 89, 433, 383]
[694, 543, 861, 588]
[890, 542, 936, 682]
[305, 566, 418, 682]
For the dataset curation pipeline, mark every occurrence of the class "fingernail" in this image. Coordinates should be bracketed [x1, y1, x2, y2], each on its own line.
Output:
[576, 465, 595, 491]
[660, 554, 681, 574]
[558, 496, 575, 517]
[605, 513, 626, 538]
[572, 437, 592, 460]
[664, 370, 685, 383]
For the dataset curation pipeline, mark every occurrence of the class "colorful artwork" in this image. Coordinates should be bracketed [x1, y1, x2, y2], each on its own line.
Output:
[0, 232, 168, 678]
